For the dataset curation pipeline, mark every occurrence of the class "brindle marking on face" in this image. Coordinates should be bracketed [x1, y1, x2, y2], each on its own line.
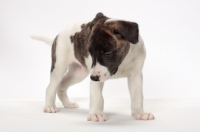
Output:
[89, 15, 139, 76]
[51, 36, 58, 72]
[89, 27, 130, 75]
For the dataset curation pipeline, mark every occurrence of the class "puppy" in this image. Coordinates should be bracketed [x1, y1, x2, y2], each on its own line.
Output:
[31, 12, 154, 122]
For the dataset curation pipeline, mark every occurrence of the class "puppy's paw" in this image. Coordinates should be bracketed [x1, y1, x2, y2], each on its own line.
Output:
[63, 102, 79, 109]
[132, 113, 154, 120]
[87, 112, 107, 122]
[43, 106, 58, 113]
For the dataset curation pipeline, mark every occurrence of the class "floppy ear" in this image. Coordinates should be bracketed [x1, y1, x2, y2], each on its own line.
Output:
[116, 21, 139, 44]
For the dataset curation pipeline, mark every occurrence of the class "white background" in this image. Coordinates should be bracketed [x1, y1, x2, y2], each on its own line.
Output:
[0, 0, 200, 99]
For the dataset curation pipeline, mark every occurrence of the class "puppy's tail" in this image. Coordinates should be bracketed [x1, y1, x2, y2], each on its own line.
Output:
[30, 35, 53, 46]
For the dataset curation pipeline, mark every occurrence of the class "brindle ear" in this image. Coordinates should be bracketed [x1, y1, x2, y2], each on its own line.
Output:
[116, 21, 139, 44]
[90, 12, 107, 29]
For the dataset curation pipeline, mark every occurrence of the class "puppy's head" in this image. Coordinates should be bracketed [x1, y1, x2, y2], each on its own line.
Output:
[88, 13, 139, 82]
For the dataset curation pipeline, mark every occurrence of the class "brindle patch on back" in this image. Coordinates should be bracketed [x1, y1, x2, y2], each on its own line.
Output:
[70, 36, 74, 44]
[81, 24, 86, 29]
[70, 12, 108, 67]
[70, 23, 91, 67]
[51, 36, 58, 72]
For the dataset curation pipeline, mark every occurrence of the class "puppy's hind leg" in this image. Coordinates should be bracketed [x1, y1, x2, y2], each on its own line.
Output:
[57, 63, 89, 109]
[44, 60, 68, 113]
[44, 36, 69, 113]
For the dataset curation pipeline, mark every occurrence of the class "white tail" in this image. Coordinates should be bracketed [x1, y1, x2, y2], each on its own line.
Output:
[30, 35, 53, 46]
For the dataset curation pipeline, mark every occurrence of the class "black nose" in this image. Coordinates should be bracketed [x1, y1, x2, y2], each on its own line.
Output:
[90, 75, 99, 81]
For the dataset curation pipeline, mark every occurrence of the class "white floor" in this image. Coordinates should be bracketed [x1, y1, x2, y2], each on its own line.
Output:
[0, 98, 200, 132]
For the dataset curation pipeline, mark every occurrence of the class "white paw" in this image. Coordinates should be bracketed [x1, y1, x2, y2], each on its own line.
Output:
[87, 112, 107, 122]
[43, 106, 58, 113]
[132, 113, 155, 120]
[63, 102, 79, 109]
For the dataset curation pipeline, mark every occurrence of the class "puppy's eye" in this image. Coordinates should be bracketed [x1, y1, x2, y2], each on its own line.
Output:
[115, 33, 122, 39]
[104, 53, 113, 59]
[114, 30, 123, 39]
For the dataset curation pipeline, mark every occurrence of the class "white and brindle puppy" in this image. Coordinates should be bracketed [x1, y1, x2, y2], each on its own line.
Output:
[31, 12, 154, 122]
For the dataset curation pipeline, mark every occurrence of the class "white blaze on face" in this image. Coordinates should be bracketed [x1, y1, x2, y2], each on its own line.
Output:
[90, 62, 110, 82]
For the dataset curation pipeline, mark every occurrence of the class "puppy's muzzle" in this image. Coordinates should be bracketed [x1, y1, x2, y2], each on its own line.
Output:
[90, 75, 99, 81]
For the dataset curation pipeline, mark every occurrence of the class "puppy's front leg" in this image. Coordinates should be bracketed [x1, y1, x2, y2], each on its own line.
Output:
[128, 72, 154, 120]
[87, 81, 107, 122]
